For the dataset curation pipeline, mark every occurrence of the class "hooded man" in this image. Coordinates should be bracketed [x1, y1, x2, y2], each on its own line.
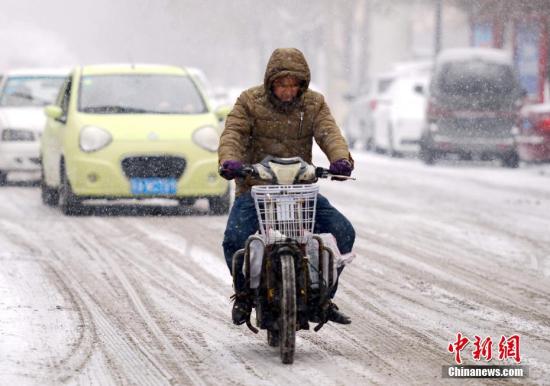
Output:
[218, 48, 355, 326]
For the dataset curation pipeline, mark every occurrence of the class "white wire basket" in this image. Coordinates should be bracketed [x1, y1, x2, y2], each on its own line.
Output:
[251, 184, 319, 245]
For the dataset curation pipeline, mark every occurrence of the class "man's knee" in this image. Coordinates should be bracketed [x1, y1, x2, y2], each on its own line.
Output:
[333, 218, 355, 254]
[223, 229, 247, 252]
[345, 222, 356, 245]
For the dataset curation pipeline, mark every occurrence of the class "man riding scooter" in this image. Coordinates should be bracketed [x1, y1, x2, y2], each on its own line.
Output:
[218, 47, 355, 326]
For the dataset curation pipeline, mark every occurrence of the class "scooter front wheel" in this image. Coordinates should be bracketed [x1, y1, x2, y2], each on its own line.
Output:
[279, 254, 296, 364]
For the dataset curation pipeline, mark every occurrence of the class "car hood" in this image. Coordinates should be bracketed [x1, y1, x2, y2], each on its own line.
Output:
[73, 113, 219, 141]
[0, 107, 47, 131]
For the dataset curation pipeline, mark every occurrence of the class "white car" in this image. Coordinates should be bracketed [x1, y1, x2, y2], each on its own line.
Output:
[344, 72, 396, 149]
[0, 68, 68, 184]
[371, 74, 430, 156]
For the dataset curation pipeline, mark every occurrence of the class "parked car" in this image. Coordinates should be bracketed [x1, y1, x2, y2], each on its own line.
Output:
[0, 68, 68, 184]
[371, 73, 430, 156]
[343, 72, 395, 149]
[187, 67, 224, 108]
[516, 103, 550, 162]
[40, 64, 230, 215]
[419, 48, 524, 167]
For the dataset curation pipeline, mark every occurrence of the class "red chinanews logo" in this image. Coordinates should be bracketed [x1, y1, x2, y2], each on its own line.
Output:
[448, 333, 521, 364]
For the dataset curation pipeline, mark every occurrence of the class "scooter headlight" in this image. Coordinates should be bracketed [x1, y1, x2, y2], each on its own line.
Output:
[79, 125, 112, 152]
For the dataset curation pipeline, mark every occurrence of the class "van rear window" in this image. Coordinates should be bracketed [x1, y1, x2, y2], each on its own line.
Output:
[437, 61, 516, 95]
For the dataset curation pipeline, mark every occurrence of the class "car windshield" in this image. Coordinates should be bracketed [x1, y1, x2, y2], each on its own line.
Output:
[0, 76, 66, 107]
[78, 74, 207, 114]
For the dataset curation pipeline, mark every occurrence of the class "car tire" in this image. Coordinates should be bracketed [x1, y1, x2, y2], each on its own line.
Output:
[59, 163, 82, 215]
[373, 132, 384, 153]
[365, 136, 374, 152]
[387, 125, 399, 157]
[41, 174, 59, 206]
[420, 145, 437, 165]
[0, 171, 7, 186]
[346, 135, 356, 149]
[502, 151, 520, 168]
[208, 188, 231, 215]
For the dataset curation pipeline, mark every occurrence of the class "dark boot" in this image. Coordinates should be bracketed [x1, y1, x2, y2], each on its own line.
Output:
[327, 301, 351, 324]
[230, 292, 252, 325]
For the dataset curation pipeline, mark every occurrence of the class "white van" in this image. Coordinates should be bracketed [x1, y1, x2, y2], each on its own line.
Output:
[419, 48, 523, 167]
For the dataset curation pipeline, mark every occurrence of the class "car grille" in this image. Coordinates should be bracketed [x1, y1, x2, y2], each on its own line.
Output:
[1, 128, 35, 141]
[121, 156, 186, 178]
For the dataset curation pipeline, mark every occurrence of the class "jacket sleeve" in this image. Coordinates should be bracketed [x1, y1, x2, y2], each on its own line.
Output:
[218, 92, 252, 164]
[312, 95, 354, 166]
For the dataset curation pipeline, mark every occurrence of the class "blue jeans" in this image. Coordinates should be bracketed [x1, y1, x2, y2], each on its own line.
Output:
[222, 192, 355, 297]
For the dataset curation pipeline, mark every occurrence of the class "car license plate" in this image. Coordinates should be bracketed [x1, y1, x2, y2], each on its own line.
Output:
[131, 178, 177, 195]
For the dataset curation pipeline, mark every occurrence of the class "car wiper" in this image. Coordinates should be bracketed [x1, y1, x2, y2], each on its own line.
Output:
[81, 105, 152, 113]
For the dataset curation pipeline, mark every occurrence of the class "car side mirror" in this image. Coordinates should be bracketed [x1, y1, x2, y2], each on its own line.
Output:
[45, 105, 63, 121]
[414, 85, 424, 95]
[520, 89, 528, 98]
[214, 105, 231, 122]
[343, 92, 356, 101]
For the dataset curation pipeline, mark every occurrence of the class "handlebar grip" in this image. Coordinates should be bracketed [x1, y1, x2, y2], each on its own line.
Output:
[234, 166, 257, 178]
[315, 166, 355, 181]
[315, 167, 330, 178]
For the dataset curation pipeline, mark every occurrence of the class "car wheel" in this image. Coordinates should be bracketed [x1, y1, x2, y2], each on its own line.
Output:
[59, 163, 82, 215]
[0, 171, 7, 186]
[420, 145, 437, 165]
[346, 135, 356, 149]
[373, 133, 384, 153]
[208, 188, 231, 215]
[365, 136, 374, 152]
[41, 172, 59, 206]
[502, 151, 519, 168]
[387, 125, 398, 157]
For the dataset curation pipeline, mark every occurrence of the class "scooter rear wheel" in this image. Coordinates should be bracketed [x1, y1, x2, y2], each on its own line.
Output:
[267, 329, 279, 347]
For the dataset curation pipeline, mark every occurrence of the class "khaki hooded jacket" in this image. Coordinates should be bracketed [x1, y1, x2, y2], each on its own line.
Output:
[218, 48, 353, 195]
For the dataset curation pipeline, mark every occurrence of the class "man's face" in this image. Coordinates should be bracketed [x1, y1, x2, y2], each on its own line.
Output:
[273, 76, 300, 102]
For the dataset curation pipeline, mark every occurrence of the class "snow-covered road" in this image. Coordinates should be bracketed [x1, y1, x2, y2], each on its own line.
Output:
[1, 153, 549, 385]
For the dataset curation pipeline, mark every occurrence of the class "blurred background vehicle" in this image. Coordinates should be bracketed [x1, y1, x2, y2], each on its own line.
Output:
[371, 72, 430, 156]
[187, 66, 233, 111]
[419, 48, 524, 168]
[0, 68, 68, 185]
[343, 71, 396, 150]
[516, 103, 550, 162]
[40, 64, 229, 215]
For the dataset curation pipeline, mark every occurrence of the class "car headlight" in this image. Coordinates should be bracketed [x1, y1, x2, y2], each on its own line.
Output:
[79, 125, 112, 152]
[2, 128, 35, 141]
[192, 126, 219, 152]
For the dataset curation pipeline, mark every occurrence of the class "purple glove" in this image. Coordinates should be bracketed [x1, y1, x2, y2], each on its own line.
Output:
[329, 159, 353, 176]
[219, 160, 243, 180]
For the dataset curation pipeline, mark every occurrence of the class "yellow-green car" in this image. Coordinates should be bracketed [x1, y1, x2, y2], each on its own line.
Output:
[40, 64, 229, 215]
